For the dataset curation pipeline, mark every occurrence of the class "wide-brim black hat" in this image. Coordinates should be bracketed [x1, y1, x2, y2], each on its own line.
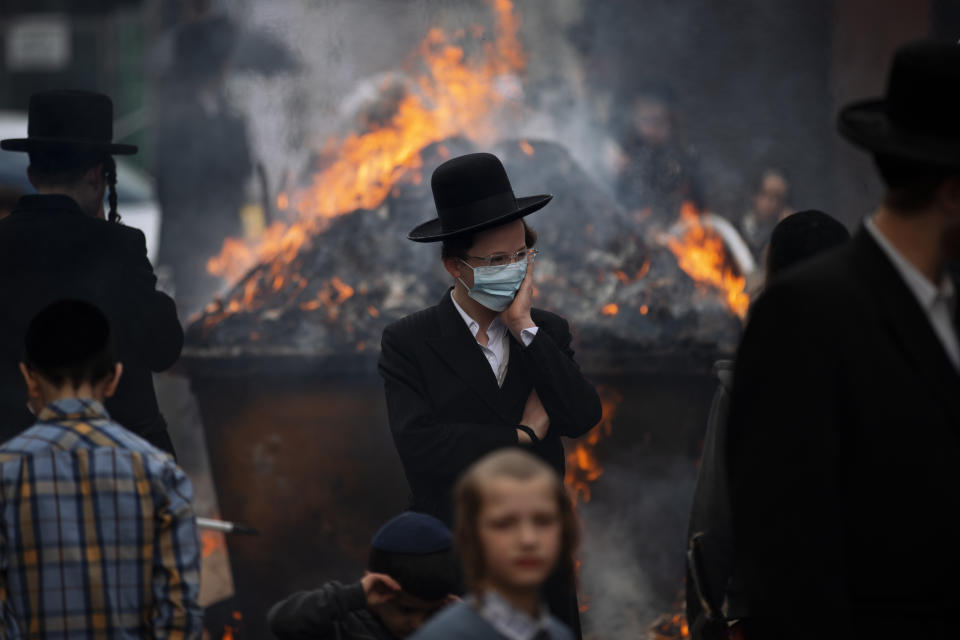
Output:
[408, 152, 552, 242]
[1, 90, 137, 155]
[838, 40, 960, 168]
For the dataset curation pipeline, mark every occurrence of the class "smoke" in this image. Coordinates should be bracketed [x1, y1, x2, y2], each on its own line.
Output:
[577, 450, 695, 635]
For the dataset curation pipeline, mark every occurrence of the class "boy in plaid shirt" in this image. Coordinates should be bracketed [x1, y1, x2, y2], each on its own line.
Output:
[0, 299, 202, 638]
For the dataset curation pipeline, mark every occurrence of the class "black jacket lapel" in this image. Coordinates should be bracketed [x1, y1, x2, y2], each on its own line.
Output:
[855, 229, 960, 426]
[426, 291, 511, 421]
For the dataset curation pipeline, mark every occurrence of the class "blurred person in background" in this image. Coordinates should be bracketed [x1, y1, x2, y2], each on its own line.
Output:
[155, 13, 252, 317]
[685, 209, 850, 640]
[0, 90, 182, 454]
[0, 300, 201, 638]
[738, 167, 793, 260]
[613, 82, 707, 220]
[726, 41, 960, 639]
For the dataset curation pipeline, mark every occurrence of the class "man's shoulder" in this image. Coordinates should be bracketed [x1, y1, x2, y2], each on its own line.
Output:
[383, 304, 442, 339]
[0, 419, 172, 464]
[758, 241, 861, 309]
[0, 209, 146, 251]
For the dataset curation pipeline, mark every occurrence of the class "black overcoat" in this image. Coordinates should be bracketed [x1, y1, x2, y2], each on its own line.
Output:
[0, 195, 183, 453]
[726, 228, 960, 639]
[378, 290, 602, 524]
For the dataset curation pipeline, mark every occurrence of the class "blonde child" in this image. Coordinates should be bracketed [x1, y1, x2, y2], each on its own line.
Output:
[412, 449, 577, 639]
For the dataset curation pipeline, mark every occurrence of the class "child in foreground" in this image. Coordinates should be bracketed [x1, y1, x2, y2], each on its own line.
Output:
[0, 299, 201, 638]
[268, 511, 461, 639]
[411, 449, 578, 640]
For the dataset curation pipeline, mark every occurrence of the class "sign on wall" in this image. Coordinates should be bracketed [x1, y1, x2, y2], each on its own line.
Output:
[5, 15, 72, 72]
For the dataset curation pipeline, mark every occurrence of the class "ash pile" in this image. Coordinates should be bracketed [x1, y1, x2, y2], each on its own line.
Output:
[184, 138, 742, 371]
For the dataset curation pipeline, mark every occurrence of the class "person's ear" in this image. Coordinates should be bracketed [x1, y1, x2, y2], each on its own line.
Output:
[85, 163, 105, 191]
[442, 256, 464, 281]
[103, 363, 123, 399]
[19, 363, 41, 400]
[938, 176, 960, 217]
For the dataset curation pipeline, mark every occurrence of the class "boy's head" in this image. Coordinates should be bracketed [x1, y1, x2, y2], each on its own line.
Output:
[766, 210, 850, 279]
[19, 300, 123, 412]
[366, 512, 460, 638]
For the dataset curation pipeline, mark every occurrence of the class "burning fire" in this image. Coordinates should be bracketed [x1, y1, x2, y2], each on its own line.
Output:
[666, 202, 750, 320]
[206, 0, 527, 312]
[564, 386, 622, 505]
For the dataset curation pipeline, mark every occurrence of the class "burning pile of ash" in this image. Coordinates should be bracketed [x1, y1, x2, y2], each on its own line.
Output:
[185, 138, 742, 369]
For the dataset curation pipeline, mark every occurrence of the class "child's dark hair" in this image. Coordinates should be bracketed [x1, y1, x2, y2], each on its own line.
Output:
[441, 220, 538, 261]
[454, 449, 579, 593]
[368, 548, 461, 601]
[23, 299, 117, 388]
[766, 210, 850, 278]
[28, 148, 121, 223]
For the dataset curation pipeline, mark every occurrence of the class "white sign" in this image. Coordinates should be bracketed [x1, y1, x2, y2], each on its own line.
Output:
[6, 15, 72, 72]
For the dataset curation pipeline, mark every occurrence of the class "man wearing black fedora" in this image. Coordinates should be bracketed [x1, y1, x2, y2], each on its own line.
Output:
[0, 90, 183, 454]
[378, 152, 602, 634]
[725, 41, 960, 638]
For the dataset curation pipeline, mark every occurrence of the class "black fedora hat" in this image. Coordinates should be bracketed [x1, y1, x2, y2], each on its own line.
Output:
[1, 90, 137, 155]
[408, 152, 552, 242]
[838, 40, 960, 168]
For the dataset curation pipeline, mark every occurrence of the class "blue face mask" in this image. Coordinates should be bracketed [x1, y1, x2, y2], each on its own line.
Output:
[458, 257, 527, 312]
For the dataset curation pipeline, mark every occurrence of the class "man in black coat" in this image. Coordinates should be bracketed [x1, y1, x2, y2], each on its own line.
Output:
[0, 90, 183, 454]
[725, 41, 960, 639]
[378, 153, 602, 634]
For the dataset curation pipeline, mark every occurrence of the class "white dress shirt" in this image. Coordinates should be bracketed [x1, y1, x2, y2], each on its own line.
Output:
[451, 291, 538, 384]
[865, 218, 960, 371]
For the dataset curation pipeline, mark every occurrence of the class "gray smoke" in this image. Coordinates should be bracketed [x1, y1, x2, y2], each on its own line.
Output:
[578, 451, 695, 636]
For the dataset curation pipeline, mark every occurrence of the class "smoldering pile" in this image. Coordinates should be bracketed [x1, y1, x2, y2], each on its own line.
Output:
[184, 138, 742, 371]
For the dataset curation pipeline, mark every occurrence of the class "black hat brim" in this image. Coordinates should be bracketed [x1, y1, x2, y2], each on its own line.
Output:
[408, 194, 553, 242]
[0, 137, 137, 155]
[838, 98, 960, 168]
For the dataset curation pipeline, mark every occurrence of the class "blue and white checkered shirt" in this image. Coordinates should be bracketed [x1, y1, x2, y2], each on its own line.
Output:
[0, 398, 202, 639]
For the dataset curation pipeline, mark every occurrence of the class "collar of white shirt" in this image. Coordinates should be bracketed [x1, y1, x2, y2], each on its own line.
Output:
[450, 291, 538, 347]
[469, 590, 551, 640]
[864, 217, 956, 312]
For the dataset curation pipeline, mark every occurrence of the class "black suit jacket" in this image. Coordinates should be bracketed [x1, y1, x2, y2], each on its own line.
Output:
[726, 228, 960, 638]
[0, 195, 183, 452]
[379, 290, 602, 524]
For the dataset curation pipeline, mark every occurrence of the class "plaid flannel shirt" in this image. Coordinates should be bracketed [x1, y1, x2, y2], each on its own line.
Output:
[0, 398, 202, 639]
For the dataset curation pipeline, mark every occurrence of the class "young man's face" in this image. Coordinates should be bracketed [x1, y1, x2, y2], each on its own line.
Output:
[477, 475, 562, 592]
[444, 219, 527, 289]
[370, 590, 449, 638]
[753, 172, 789, 220]
[632, 98, 672, 147]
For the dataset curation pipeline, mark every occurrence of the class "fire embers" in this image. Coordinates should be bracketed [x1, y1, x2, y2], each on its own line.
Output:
[185, 139, 743, 361]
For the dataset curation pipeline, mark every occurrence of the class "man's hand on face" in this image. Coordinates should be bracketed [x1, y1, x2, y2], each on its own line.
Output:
[362, 571, 402, 607]
[502, 253, 536, 341]
[518, 389, 550, 442]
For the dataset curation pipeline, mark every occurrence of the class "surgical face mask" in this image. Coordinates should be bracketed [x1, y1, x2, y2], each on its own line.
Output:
[458, 257, 527, 312]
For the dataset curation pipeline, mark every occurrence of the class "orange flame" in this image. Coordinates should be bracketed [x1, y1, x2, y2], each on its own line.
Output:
[518, 139, 535, 156]
[206, 0, 527, 315]
[666, 202, 750, 319]
[201, 530, 226, 559]
[601, 303, 619, 316]
[564, 387, 622, 505]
